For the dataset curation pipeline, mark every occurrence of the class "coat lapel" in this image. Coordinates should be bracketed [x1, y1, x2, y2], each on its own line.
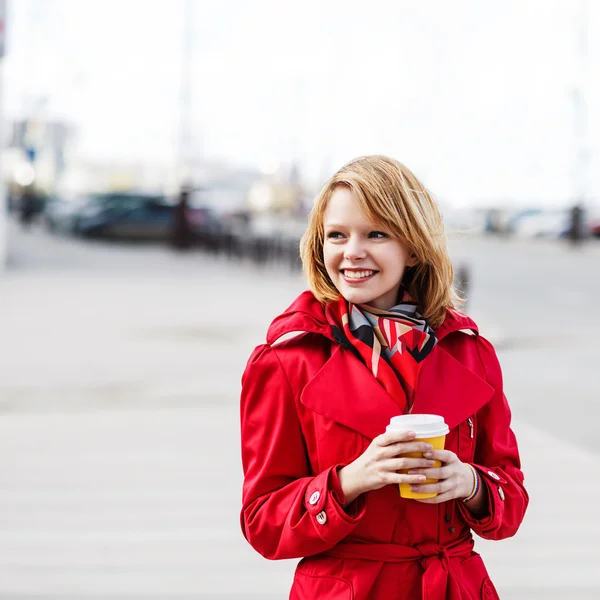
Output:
[300, 342, 495, 440]
[411, 344, 494, 430]
[300, 346, 401, 440]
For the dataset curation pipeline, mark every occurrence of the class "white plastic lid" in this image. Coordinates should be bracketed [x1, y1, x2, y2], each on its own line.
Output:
[386, 414, 449, 438]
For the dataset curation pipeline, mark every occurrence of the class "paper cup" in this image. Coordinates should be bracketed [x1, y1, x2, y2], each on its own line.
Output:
[386, 414, 449, 499]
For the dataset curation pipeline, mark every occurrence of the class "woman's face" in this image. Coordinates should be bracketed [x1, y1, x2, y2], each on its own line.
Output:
[322, 186, 414, 310]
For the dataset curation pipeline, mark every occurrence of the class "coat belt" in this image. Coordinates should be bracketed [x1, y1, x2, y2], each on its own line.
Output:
[324, 536, 476, 600]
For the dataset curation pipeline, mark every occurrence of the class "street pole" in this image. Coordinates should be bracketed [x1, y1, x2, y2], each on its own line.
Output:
[572, 0, 590, 209]
[171, 0, 194, 251]
[0, 0, 7, 272]
[178, 0, 193, 188]
[568, 0, 590, 244]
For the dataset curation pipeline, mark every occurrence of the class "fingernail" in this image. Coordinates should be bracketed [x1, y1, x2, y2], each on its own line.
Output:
[423, 452, 433, 458]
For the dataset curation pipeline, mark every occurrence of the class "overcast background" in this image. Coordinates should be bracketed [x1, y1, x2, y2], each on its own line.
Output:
[4, 0, 600, 206]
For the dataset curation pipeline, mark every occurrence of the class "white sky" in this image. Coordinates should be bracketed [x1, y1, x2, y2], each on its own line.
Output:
[3, 0, 600, 206]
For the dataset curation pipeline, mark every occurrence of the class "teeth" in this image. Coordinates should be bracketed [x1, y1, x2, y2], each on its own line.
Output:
[344, 270, 374, 279]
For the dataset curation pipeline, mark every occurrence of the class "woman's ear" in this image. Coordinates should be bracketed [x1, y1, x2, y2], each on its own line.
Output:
[406, 255, 418, 267]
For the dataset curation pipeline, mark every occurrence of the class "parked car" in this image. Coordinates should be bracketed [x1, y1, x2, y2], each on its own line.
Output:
[511, 209, 571, 238]
[44, 196, 89, 234]
[69, 191, 224, 244]
[74, 193, 174, 240]
[506, 209, 543, 234]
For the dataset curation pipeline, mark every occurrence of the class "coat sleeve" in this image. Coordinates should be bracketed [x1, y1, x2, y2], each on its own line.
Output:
[240, 344, 366, 560]
[456, 335, 529, 540]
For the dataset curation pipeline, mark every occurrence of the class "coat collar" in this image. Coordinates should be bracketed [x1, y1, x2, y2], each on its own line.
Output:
[270, 292, 492, 439]
[300, 341, 493, 440]
[266, 292, 478, 346]
[266, 291, 334, 346]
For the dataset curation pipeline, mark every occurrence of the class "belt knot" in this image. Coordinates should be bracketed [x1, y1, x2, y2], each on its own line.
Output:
[416, 542, 449, 571]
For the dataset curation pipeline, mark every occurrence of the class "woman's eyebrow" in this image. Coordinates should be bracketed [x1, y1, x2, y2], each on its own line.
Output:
[325, 223, 383, 229]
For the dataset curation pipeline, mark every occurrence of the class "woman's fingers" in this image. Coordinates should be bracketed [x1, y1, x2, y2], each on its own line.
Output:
[394, 457, 437, 471]
[423, 449, 456, 463]
[360, 433, 464, 497]
[369, 462, 425, 485]
[409, 478, 452, 496]
[385, 471, 427, 485]
[408, 456, 470, 501]
[407, 465, 450, 480]
[380, 440, 433, 458]
[396, 472, 427, 484]
[381, 457, 435, 473]
[379, 429, 418, 445]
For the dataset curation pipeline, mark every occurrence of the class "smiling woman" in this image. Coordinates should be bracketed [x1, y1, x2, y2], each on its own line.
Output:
[301, 156, 456, 327]
[240, 155, 528, 600]
[321, 186, 416, 310]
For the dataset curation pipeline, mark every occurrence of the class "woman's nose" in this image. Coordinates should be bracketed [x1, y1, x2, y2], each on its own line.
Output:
[344, 238, 367, 261]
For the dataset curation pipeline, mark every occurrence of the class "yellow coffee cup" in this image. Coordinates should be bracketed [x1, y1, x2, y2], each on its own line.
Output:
[386, 414, 449, 500]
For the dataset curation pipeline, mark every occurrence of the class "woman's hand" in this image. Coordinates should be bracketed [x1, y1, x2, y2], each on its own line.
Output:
[407, 449, 474, 504]
[338, 430, 437, 504]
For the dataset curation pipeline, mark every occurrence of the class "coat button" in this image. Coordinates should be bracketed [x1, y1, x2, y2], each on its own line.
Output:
[498, 486, 505, 501]
[309, 491, 320, 505]
[316, 511, 327, 525]
[448, 527, 456, 534]
[488, 471, 500, 481]
[444, 515, 451, 522]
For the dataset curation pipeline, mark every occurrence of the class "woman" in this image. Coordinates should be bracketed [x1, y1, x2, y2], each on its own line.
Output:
[240, 156, 528, 599]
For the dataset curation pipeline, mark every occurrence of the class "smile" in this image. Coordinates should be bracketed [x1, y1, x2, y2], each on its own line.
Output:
[341, 269, 378, 282]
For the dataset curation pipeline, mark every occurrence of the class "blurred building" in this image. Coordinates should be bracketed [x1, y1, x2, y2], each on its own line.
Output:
[247, 162, 308, 215]
[3, 118, 75, 203]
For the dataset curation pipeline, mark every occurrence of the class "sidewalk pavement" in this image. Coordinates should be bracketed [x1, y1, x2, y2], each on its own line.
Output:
[0, 225, 599, 598]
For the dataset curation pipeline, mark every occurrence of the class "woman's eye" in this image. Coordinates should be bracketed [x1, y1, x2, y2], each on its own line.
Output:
[326, 231, 344, 239]
[369, 231, 388, 239]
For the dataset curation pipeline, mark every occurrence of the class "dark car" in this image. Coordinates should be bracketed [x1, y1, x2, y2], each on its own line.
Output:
[74, 193, 175, 240]
[44, 195, 90, 234]
[72, 191, 224, 244]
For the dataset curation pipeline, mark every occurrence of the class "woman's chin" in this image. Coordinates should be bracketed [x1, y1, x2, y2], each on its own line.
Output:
[338, 288, 398, 310]
[339, 289, 376, 305]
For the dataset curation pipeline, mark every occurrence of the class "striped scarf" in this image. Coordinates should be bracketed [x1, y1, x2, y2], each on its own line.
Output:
[330, 289, 438, 413]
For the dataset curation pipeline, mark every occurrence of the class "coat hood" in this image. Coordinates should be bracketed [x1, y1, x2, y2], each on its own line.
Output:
[266, 290, 479, 346]
[266, 291, 333, 345]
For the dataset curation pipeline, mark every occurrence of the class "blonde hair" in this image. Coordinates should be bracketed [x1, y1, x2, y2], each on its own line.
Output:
[300, 155, 460, 328]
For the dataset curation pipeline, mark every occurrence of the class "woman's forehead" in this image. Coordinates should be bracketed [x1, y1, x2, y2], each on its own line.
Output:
[323, 188, 386, 227]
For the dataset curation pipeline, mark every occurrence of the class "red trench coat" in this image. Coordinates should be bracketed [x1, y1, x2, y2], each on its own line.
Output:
[240, 291, 528, 600]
